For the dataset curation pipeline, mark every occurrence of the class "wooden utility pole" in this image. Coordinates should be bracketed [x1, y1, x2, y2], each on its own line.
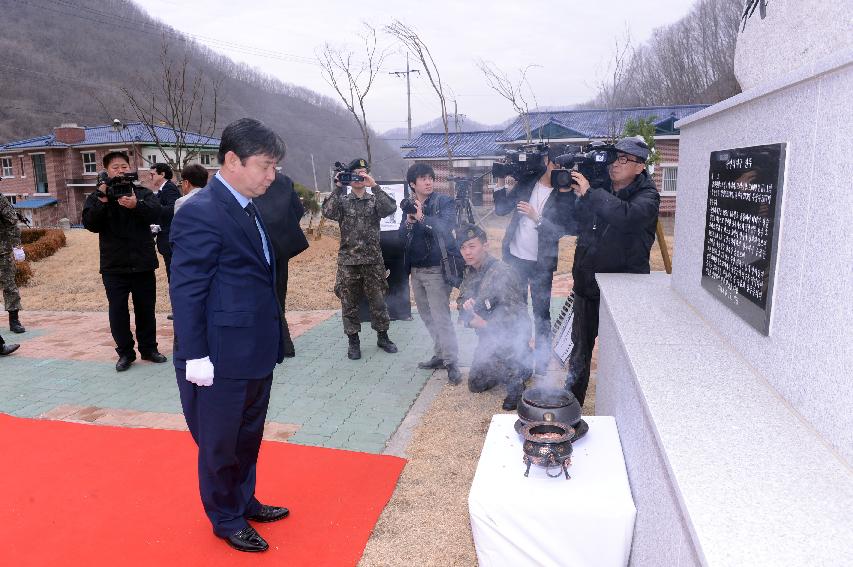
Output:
[389, 52, 420, 139]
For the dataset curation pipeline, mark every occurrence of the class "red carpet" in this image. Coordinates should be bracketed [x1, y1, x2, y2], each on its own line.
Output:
[0, 413, 405, 566]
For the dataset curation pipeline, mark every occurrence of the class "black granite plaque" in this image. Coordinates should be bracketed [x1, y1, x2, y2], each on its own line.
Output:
[701, 143, 786, 335]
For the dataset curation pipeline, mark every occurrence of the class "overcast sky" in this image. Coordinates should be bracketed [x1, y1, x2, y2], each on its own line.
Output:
[134, 0, 697, 133]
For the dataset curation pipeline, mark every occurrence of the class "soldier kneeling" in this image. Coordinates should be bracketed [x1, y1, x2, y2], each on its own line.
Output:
[457, 224, 532, 410]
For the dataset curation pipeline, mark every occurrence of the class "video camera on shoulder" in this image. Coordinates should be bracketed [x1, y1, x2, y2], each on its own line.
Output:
[333, 161, 365, 186]
[491, 143, 549, 180]
[550, 142, 617, 190]
[97, 171, 139, 199]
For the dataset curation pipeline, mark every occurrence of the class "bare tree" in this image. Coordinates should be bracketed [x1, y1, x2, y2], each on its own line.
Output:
[121, 38, 221, 170]
[385, 20, 454, 175]
[317, 24, 387, 164]
[477, 61, 540, 142]
[597, 29, 633, 141]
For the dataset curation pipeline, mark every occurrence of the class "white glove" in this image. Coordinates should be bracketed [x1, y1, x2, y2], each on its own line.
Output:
[186, 356, 214, 387]
[13, 247, 25, 262]
[150, 224, 162, 234]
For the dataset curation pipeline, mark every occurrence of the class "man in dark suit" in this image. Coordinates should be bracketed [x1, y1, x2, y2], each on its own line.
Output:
[148, 163, 181, 281]
[254, 171, 309, 357]
[169, 118, 288, 553]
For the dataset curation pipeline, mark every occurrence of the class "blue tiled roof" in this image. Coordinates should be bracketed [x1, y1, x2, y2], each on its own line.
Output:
[496, 105, 710, 142]
[403, 131, 503, 159]
[13, 197, 58, 209]
[0, 122, 219, 151]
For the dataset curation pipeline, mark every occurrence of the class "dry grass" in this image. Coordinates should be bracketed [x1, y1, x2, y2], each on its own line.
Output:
[15, 229, 344, 312]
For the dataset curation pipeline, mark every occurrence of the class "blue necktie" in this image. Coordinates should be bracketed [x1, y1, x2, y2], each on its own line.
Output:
[244, 202, 270, 265]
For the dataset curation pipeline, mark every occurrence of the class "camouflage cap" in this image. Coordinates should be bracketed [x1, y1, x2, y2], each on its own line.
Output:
[456, 223, 487, 247]
[614, 136, 650, 162]
[347, 158, 370, 171]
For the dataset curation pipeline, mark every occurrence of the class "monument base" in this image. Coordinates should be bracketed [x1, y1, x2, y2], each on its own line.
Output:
[595, 273, 852, 566]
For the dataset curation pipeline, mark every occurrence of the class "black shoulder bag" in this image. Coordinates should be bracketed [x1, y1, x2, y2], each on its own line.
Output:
[431, 199, 466, 288]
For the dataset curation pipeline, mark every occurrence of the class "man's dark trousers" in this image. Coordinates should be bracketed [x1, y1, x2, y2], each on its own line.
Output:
[566, 292, 600, 407]
[102, 271, 157, 357]
[177, 370, 272, 537]
[505, 254, 554, 374]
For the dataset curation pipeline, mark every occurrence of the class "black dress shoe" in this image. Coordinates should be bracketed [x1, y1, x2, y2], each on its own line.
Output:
[247, 504, 290, 523]
[223, 526, 269, 553]
[115, 354, 135, 372]
[418, 356, 446, 370]
[282, 337, 296, 358]
[0, 343, 20, 356]
[502, 394, 521, 411]
[140, 351, 167, 363]
[446, 363, 462, 385]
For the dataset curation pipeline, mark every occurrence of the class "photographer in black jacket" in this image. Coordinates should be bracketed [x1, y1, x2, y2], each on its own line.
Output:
[493, 144, 578, 375]
[564, 136, 660, 405]
[148, 162, 181, 282]
[82, 151, 167, 372]
[399, 163, 461, 384]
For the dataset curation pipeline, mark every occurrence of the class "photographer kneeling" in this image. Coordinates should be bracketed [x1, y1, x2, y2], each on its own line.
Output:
[399, 163, 461, 384]
[564, 136, 660, 406]
[82, 151, 166, 372]
[457, 224, 532, 410]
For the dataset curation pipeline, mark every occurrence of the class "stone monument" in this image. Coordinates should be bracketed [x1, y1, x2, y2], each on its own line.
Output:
[593, 1, 853, 565]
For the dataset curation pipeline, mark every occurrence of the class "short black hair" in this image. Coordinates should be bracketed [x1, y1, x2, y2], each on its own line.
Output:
[406, 163, 435, 187]
[150, 162, 173, 179]
[103, 151, 130, 168]
[217, 118, 286, 165]
[180, 164, 209, 188]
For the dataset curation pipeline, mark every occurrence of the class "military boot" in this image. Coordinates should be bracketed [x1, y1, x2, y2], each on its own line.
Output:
[8, 311, 25, 334]
[347, 333, 361, 360]
[376, 331, 398, 354]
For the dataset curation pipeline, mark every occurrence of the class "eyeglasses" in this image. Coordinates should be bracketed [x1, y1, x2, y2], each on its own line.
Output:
[614, 156, 642, 165]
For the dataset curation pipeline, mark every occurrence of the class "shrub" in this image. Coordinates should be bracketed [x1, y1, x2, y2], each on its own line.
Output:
[294, 182, 320, 214]
[14, 260, 32, 287]
[21, 229, 66, 262]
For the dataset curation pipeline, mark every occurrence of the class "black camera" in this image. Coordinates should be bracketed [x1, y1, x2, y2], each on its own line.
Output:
[333, 161, 365, 186]
[491, 144, 549, 179]
[448, 176, 473, 201]
[97, 171, 139, 199]
[550, 143, 617, 190]
[399, 197, 418, 215]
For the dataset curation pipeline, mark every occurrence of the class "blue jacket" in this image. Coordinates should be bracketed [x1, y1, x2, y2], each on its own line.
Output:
[169, 177, 284, 379]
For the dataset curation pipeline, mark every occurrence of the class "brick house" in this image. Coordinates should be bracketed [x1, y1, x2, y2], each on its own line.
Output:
[0, 122, 220, 226]
[402, 104, 709, 215]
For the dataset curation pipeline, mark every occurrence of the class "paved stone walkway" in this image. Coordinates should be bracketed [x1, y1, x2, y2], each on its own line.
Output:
[2, 289, 573, 455]
[0, 310, 476, 454]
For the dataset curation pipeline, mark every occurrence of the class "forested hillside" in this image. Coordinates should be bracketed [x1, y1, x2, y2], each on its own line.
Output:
[0, 0, 406, 186]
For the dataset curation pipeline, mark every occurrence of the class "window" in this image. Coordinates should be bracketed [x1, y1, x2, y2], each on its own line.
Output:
[661, 166, 678, 193]
[1, 157, 12, 177]
[200, 153, 211, 166]
[82, 151, 97, 174]
[147, 154, 158, 165]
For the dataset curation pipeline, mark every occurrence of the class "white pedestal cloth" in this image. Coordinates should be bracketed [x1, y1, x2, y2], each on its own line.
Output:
[468, 415, 636, 567]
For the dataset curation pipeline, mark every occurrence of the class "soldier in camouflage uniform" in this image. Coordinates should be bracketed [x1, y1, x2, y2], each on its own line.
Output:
[0, 194, 26, 333]
[322, 158, 398, 360]
[457, 224, 533, 410]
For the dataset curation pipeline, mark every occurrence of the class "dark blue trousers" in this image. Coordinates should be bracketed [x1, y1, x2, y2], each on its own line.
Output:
[177, 370, 272, 537]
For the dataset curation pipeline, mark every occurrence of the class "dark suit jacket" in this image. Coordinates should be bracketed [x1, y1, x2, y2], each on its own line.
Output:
[169, 177, 284, 379]
[155, 180, 181, 254]
[493, 176, 578, 272]
[254, 172, 308, 264]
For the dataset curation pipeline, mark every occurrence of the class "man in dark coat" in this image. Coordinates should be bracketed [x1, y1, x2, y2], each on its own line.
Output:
[254, 171, 309, 357]
[82, 151, 167, 372]
[493, 144, 578, 375]
[564, 136, 660, 406]
[148, 163, 181, 281]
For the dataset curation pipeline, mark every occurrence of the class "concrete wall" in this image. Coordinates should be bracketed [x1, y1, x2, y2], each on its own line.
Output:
[671, 50, 853, 463]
